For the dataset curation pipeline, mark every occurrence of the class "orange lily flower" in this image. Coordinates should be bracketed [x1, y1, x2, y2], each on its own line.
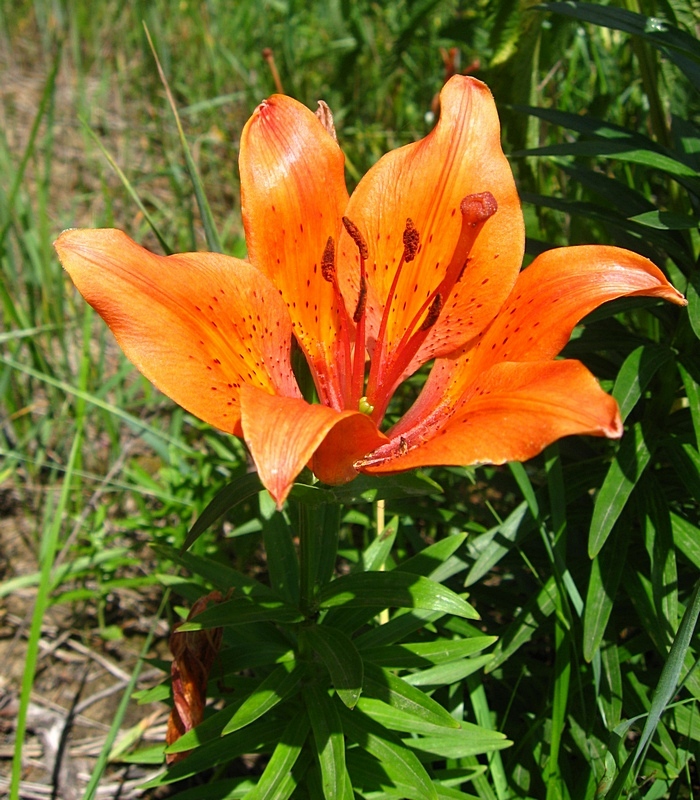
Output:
[55, 76, 685, 507]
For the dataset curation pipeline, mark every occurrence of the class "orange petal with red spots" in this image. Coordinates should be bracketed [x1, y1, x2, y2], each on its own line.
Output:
[390, 245, 686, 439]
[338, 75, 524, 390]
[55, 229, 300, 435]
[360, 361, 621, 473]
[239, 385, 388, 507]
[240, 95, 351, 409]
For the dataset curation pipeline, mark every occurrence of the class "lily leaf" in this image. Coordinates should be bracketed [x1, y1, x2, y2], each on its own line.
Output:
[317, 572, 478, 620]
[362, 664, 459, 729]
[340, 707, 438, 800]
[302, 626, 364, 709]
[176, 596, 303, 631]
[304, 683, 348, 800]
[222, 661, 305, 735]
[588, 422, 656, 558]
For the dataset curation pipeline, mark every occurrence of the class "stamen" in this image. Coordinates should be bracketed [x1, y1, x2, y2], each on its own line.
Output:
[402, 218, 420, 262]
[342, 216, 369, 260]
[353, 275, 367, 323]
[321, 236, 336, 282]
[420, 293, 443, 331]
[461, 192, 498, 227]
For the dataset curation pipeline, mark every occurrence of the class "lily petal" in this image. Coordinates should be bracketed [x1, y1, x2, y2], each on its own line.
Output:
[239, 386, 388, 507]
[391, 245, 686, 439]
[55, 229, 299, 434]
[360, 360, 621, 473]
[240, 95, 351, 409]
[339, 75, 524, 385]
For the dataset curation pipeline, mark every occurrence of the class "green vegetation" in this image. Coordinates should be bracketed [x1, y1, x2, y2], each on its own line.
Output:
[1, 1, 699, 798]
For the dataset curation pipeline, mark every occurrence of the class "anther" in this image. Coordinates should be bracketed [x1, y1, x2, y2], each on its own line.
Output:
[354, 275, 367, 323]
[420, 293, 443, 331]
[342, 216, 369, 260]
[321, 236, 336, 282]
[402, 218, 420, 262]
[460, 192, 498, 228]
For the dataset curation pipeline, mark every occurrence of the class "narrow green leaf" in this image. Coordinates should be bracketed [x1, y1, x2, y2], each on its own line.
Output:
[354, 608, 445, 650]
[318, 572, 478, 619]
[612, 345, 672, 422]
[687, 272, 700, 340]
[466, 501, 535, 586]
[358, 698, 507, 752]
[142, 720, 281, 788]
[634, 581, 700, 769]
[303, 626, 364, 709]
[152, 545, 269, 596]
[363, 664, 459, 729]
[678, 361, 700, 447]
[262, 506, 300, 606]
[354, 516, 399, 572]
[589, 422, 655, 557]
[340, 707, 438, 800]
[360, 636, 497, 669]
[641, 474, 678, 630]
[403, 731, 510, 760]
[246, 713, 310, 800]
[599, 642, 624, 730]
[222, 661, 304, 735]
[177, 596, 303, 630]
[182, 473, 263, 552]
[292, 472, 442, 507]
[671, 511, 700, 569]
[304, 683, 348, 800]
[627, 210, 699, 230]
[583, 516, 631, 662]
[402, 655, 493, 688]
[397, 532, 468, 578]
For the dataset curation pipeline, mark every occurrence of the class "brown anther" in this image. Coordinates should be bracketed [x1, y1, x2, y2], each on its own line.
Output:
[321, 236, 336, 282]
[420, 293, 443, 331]
[460, 192, 498, 228]
[353, 275, 367, 323]
[402, 218, 420, 263]
[399, 436, 408, 455]
[315, 101, 337, 142]
[342, 216, 369, 260]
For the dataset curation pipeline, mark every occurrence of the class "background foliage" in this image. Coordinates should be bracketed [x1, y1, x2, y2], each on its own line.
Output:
[1, 0, 699, 798]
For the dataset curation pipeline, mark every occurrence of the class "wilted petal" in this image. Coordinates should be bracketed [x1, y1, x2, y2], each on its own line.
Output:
[55, 229, 300, 435]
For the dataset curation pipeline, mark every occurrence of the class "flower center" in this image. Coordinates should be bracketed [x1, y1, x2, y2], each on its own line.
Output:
[322, 192, 497, 423]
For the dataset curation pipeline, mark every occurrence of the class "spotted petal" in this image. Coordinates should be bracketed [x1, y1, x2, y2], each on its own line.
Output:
[360, 361, 621, 473]
[338, 75, 524, 399]
[55, 229, 300, 434]
[240, 386, 388, 507]
[240, 95, 351, 409]
[390, 245, 686, 440]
